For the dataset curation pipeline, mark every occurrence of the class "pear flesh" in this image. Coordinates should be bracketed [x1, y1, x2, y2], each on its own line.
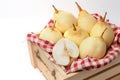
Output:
[53, 7, 77, 33]
[39, 27, 62, 43]
[64, 26, 89, 46]
[52, 38, 79, 66]
[90, 21, 114, 47]
[79, 37, 106, 59]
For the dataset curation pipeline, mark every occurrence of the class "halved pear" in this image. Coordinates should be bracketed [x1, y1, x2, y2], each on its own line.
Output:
[39, 26, 62, 43]
[52, 5, 77, 33]
[75, 2, 97, 33]
[90, 12, 114, 47]
[79, 37, 106, 59]
[64, 24, 89, 46]
[52, 38, 79, 66]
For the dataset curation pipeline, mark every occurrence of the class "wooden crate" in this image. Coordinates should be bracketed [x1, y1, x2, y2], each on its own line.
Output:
[27, 40, 120, 80]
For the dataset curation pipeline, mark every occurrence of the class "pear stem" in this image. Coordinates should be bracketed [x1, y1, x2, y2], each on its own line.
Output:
[52, 5, 58, 13]
[102, 12, 107, 22]
[73, 24, 76, 31]
[100, 27, 107, 38]
[75, 2, 82, 12]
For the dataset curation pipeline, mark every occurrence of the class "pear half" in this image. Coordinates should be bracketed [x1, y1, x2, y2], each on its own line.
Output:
[75, 2, 97, 33]
[79, 37, 106, 59]
[52, 5, 77, 33]
[52, 38, 79, 66]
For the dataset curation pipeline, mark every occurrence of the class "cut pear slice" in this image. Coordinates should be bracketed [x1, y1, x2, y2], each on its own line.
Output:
[52, 38, 79, 66]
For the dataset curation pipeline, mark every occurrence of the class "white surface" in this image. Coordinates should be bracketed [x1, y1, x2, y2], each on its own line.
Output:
[0, 0, 120, 80]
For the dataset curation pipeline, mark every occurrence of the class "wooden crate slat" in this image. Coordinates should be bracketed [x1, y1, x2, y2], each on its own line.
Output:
[36, 57, 55, 80]
[63, 54, 120, 80]
[88, 63, 120, 80]
[36, 53, 64, 80]
[108, 73, 120, 80]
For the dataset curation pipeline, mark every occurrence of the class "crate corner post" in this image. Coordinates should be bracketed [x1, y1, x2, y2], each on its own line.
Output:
[27, 40, 37, 68]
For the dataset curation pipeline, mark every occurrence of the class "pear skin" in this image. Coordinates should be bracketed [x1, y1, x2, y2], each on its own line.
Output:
[79, 37, 106, 59]
[64, 25, 89, 46]
[90, 12, 114, 47]
[39, 27, 62, 43]
[75, 2, 97, 33]
[52, 5, 77, 33]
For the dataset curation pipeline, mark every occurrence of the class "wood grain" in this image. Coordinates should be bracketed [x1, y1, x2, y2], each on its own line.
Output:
[27, 41, 120, 80]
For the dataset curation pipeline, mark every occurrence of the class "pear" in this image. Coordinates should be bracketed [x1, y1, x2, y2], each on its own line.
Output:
[75, 2, 97, 34]
[79, 28, 107, 59]
[90, 12, 114, 47]
[79, 37, 106, 59]
[64, 24, 89, 46]
[39, 24, 62, 43]
[52, 5, 77, 33]
[52, 38, 79, 66]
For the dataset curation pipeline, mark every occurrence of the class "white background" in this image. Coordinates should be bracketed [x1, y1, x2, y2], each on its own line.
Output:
[0, 0, 120, 80]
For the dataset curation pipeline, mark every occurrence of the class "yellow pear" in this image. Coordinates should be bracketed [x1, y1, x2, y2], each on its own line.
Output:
[75, 2, 97, 34]
[79, 36, 106, 59]
[79, 28, 107, 59]
[90, 12, 114, 47]
[39, 25, 62, 43]
[64, 24, 89, 46]
[52, 5, 77, 33]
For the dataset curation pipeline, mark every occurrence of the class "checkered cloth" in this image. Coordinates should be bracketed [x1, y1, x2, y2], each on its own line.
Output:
[27, 13, 120, 74]
[27, 32, 54, 52]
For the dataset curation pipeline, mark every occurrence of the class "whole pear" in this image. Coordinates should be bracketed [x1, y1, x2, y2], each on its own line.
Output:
[52, 5, 77, 33]
[79, 37, 106, 59]
[64, 24, 89, 46]
[75, 2, 97, 34]
[90, 12, 114, 47]
[39, 25, 62, 43]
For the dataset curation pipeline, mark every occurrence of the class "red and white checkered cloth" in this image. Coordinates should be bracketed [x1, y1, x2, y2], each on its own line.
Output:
[27, 32, 54, 52]
[27, 13, 120, 74]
